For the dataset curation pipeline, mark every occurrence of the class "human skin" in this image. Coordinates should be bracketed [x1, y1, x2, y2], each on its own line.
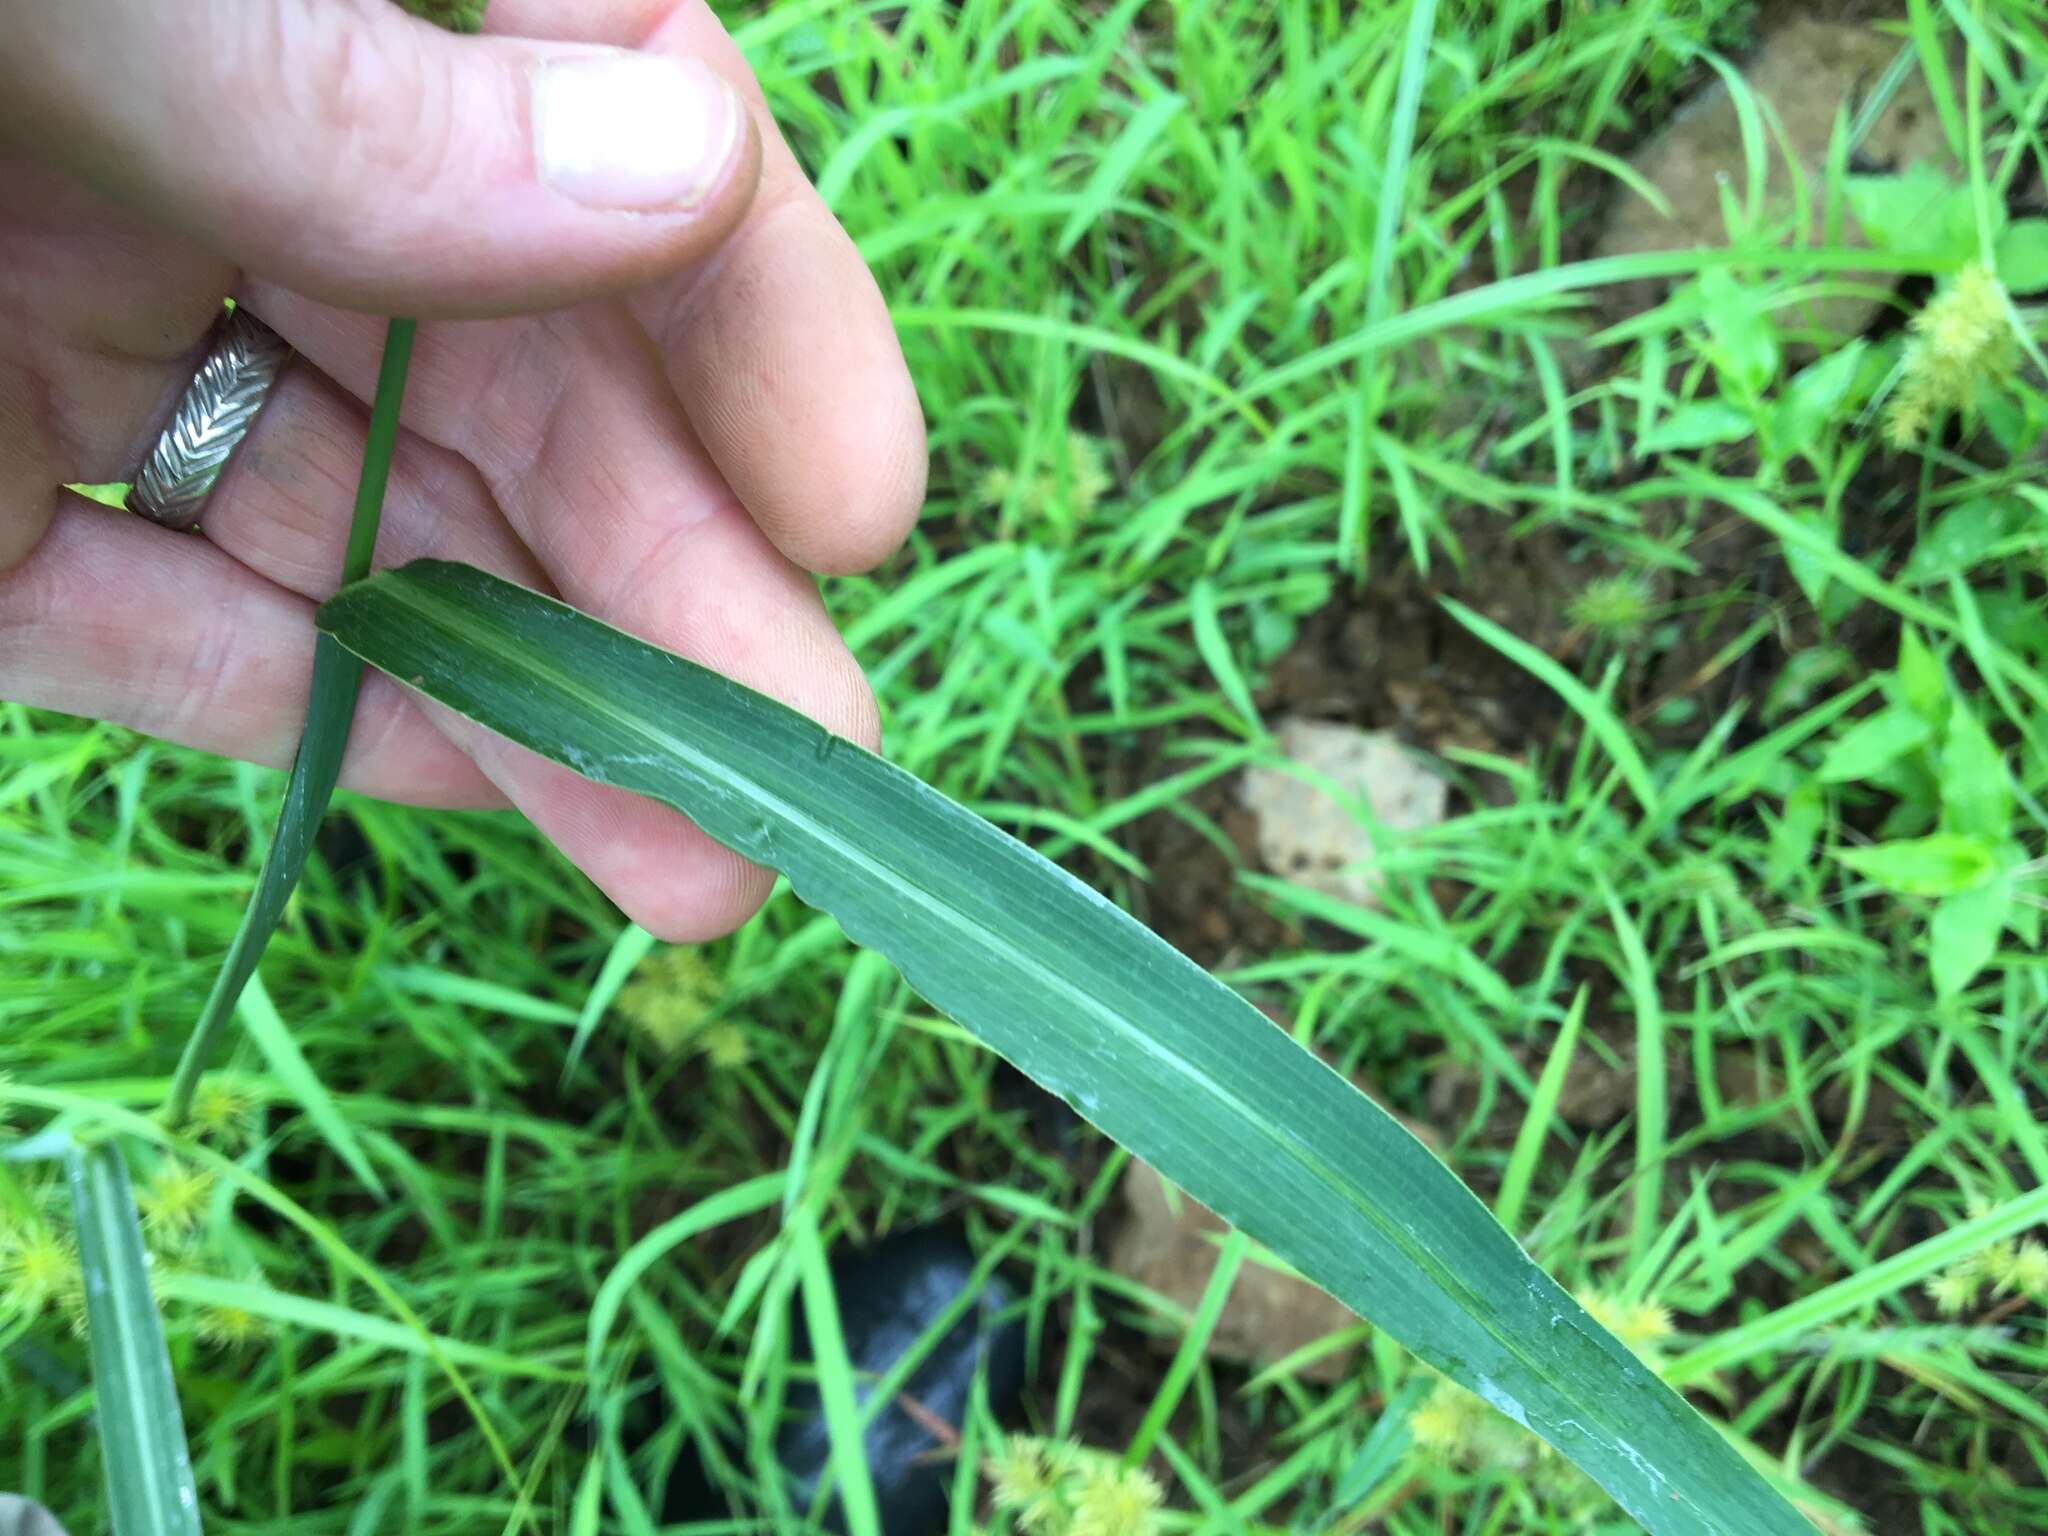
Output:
[0, 0, 927, 942]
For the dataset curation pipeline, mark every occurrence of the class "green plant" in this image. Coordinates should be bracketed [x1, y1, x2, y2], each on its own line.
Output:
[11, 3, 2048, 1532]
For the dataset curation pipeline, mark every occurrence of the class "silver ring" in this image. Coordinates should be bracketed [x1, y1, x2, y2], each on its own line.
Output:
[126, 308, 291, 532]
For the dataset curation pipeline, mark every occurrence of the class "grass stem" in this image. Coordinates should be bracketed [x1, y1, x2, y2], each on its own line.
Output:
[162, 318, 418, 1129]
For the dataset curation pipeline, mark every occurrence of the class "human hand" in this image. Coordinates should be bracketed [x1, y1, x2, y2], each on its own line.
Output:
[0, 1, 926, 940]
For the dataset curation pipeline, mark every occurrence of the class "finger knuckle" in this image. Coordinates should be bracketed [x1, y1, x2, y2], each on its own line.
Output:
[266, 0, 454, 217]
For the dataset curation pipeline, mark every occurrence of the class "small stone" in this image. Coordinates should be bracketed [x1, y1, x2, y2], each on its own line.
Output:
[1238, 720, 1447, 911]
[1593, 20, 1958, 335]
[651, 1226, 1026, 1536]
[1108, 1161, 1361, 1384]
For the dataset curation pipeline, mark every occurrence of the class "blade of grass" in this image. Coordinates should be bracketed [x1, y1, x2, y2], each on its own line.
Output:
[1443, 598, 1658, 813]
[1343, 0, 1438, 575]
[1495, 985, 1588, 1234]
[790, 1208, 884, 1536]
[162, 318, 417, 1128]
[1667, 1183, 2048, 1385]
[563, 924, 659, 1083]
[585, 1173, 785, 1386]
[150, 1272, 576, 1381]
[14, 1081, 528, 1506]
[236, 972, 386, 1199]
[1123, 1225, 1250, 1467]
[1057, 91, 1186, 255]
[318, 558, 1810, 1535]
[64, 1137, 201, 1536]
[1601, 881, 1668, 1275]
[1188, 579, 1264, 734]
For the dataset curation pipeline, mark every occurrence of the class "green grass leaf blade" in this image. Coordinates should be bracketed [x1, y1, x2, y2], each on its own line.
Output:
[563, 924, 659, 1083]
[1666, 1183, 2048, 1385]
[317, 558, 1808, 1536]
[585, 1173, 785, 1387]
[163, 318, 417, 1128]
[1123, 1225, 1250, 1467]
[64, 1138, 202, 1536]
[790, 1209, 884, 1536]
[1057, 91, 1186, 255]
[237, 973, 387, 1200]
[1495, 986, 1587, 1235]
[149, 1272, 573, 1381]
[1442, 598, 1658, 814]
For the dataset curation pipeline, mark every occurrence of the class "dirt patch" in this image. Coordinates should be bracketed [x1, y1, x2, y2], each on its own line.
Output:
[1592, 16, 1959, 333]
[1112, 515, 1584, 967]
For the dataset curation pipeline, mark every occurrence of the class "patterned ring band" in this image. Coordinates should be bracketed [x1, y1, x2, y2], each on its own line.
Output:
[125, 308, 291, 532]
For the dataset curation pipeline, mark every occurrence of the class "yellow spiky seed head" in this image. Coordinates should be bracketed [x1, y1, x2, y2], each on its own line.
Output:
[1069, 1461, 1162, 1536]
[1974, 1238, 2021, 1288]
[977, 433, 1113, 523]
[987, 1436, 1072, 1532]
[189, 1078, 261, 1149]
[701, 1021, 753, 1070]
[2005, 1239, 2048, 1298]
[1566, 574, 1656, 640]
[1982, 1236, 2045, 1295]
[615, 947, 722, 1057]
[138, 1161, 216, 1243]
[1883, 262, 2018, 446]
[976, 467, 1013, 509]
[194, 1296, 268, 1350]
[1061, 433, 1114, 518]
[1926, 1266, 1980, 1317]
[0, 1226, 80, 1320]
[1409, 1378, 1490, 1461]
[1578, 1289, 1676, 1358]
[987, 1435, 1054, 1512]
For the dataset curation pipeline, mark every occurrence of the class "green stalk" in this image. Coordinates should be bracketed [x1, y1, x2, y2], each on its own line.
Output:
[162, 318, 417, 1129]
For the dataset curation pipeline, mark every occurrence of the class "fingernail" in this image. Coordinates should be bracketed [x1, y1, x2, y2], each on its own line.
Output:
[534, 54, 741, 212]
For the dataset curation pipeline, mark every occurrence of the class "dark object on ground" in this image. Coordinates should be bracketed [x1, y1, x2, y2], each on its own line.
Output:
[993, 1059, 1087, 1160]
[658, 1225, 1027, 1534]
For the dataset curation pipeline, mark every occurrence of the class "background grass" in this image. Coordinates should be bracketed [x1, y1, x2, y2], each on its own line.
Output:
[7, 0, 2048, 1531]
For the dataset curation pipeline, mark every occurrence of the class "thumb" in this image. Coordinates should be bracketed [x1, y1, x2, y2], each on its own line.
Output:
[0, 0, 762, 316]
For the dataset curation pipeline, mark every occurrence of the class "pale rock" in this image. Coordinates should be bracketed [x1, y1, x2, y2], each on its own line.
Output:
[1108, 1161, 1361, 1383]
[1238, 719, 1447, 910]
[1594, 19, 1958, 336]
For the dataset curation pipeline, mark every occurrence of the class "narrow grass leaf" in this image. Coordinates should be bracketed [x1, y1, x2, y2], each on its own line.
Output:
[151, 1273, 575, 1381]
[237, 973, 386, 1200]
[1442, 599, 1657, 813]
[1600, 884, 1667, 1274]
[64, 1138, 201, 1536]
[164, 319, 417, 1128]
[380, 966, 581, 1025]
[1124, 1226, 1249, 1466]
[564, 924, 660, 1082]
[1667, 1183, 2048, 1384]
[1057, 92, 1186, 254]
[318, 559, 1808, 1536]
[1496, 986, 1587, 1235]
[585, 1173, 784, 1386]
[1188, 579, 1264, 734]
[790, 1210, 884, 1536]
